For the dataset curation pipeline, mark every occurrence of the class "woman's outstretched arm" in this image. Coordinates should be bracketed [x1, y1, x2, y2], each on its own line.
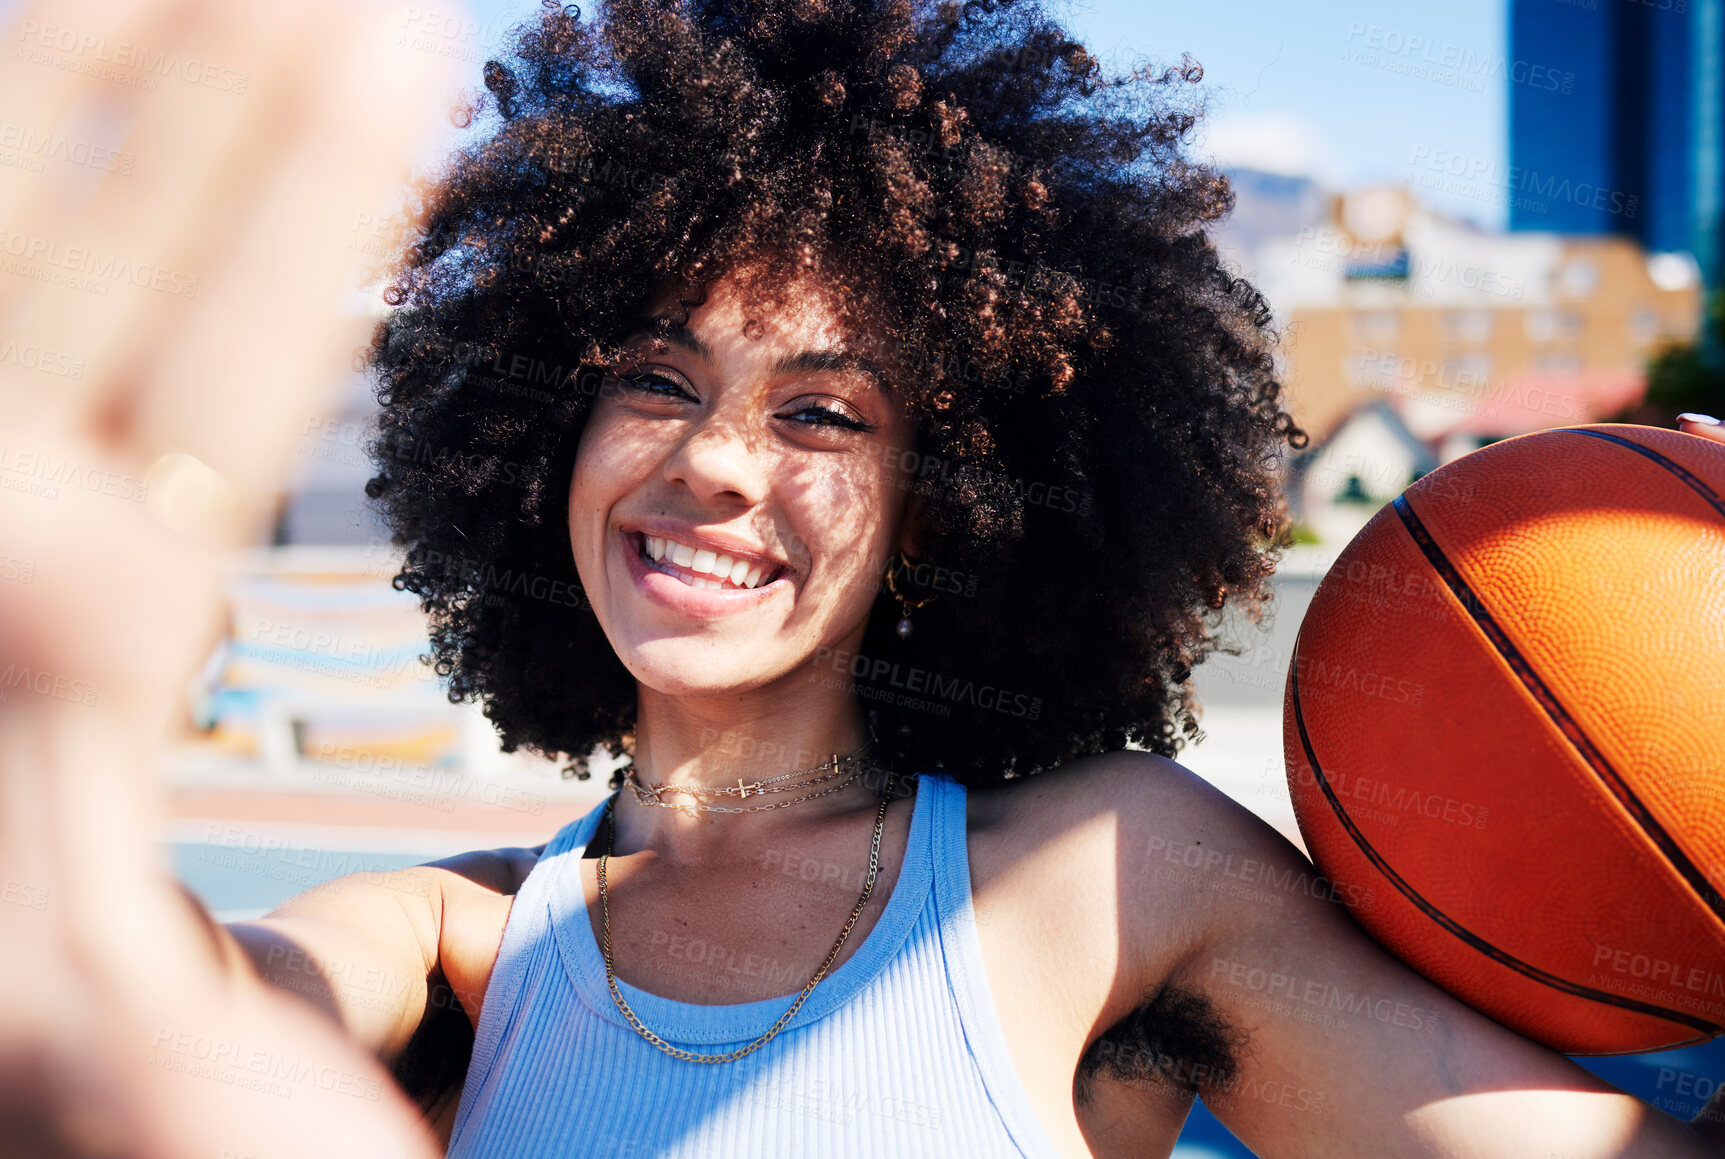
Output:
[0, 1, 456, 1154]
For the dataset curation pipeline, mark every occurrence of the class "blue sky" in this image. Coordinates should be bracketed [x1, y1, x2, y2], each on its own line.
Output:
[1057, 0, 1507, 225]
[0, 0, 1506, 224]
[456, 0, 1509, 227]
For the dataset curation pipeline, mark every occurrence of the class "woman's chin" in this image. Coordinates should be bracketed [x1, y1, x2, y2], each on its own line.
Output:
[619, 648, 794, 702]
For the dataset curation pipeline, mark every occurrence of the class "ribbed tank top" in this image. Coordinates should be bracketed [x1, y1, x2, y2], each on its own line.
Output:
[446, 771, 1066, 1158]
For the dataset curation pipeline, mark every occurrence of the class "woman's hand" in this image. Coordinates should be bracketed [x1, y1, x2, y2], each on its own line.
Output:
[1677, 413, 1725, 445]
[0, 1, 457, 1154]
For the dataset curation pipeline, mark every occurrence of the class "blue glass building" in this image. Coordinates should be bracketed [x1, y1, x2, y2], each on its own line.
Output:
[1510, 0, 1724, 280]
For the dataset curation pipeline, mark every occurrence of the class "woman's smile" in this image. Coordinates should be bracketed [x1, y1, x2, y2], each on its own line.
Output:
[618, 524, 796, 618]
[566, 267, 920, 698]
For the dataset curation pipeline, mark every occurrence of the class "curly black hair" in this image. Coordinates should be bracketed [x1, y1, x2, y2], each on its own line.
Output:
[363, 0, 1307, 790]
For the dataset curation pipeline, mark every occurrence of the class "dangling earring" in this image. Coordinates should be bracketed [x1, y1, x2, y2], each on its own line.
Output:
[884, 550, 935, 639]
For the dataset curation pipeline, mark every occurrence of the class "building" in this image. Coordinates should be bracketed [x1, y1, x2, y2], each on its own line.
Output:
[1253, 185, 1702, 462]
[1509, 0, 1724, 281]
[1286, 400, 1439, 544]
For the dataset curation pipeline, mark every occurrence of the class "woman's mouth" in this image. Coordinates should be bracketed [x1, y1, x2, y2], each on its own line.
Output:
[625, 530, 790, 592]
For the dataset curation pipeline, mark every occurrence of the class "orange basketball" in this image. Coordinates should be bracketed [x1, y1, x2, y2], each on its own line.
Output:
[1282, 423, 1725, 1054]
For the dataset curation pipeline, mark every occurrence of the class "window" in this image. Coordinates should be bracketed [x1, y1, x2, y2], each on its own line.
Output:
[1349, 310, 1399, 344]
[1441, 353, 1493, 390]
[1345, 349, 1398, 388]
[1629, 308, 1659, 345]
[1443, 310, 1493, 344]
[1525, 310, 1583, 342]
[1559, 258, 1599, 298]
[1533, 350, 1583, 373]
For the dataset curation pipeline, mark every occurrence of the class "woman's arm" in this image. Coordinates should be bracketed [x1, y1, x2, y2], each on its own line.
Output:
[212, 846, 538, 1063]
[171, 838, 541, 1150]
[215, 872, 444, 1060]
[0, 0, 458, 1153]
[1106, 753, 1718, 1157]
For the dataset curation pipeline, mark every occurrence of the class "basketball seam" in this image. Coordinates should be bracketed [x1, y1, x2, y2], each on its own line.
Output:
[1390, 492, 1725, 927]
[1289, 647, 1721, 1038]
[1565, 428, 1725, 521]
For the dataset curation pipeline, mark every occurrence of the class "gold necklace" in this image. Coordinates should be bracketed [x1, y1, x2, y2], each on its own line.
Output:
[625, 762, 870, 815]
[595, 766, 900, 1063]
[625, 737, 873, 801]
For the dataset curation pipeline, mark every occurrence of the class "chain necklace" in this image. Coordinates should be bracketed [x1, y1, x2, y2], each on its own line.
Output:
[625, 762, 873, 815]
[629, 757, 855, 800]
[595, 765, 900, 1063]
[624, 736, 873, 802]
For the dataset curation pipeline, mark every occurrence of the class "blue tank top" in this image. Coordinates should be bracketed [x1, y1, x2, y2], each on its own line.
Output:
[446, 771, 1065, 1158]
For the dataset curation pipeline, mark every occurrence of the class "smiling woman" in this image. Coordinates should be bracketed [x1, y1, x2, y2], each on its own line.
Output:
[6, 0, 1723, 1154]
[360, 0, 1308, 793]
[250, 0, 1725, 1157]
[344, 0, 1311, 1148]
[569, 273, 925, 709]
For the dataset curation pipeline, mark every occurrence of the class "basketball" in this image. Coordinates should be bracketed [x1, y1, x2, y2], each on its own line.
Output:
[1282, 423, 1725, 1055]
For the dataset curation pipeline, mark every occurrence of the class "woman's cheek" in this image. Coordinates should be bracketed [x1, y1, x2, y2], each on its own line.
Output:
[572, 410, 646, 503]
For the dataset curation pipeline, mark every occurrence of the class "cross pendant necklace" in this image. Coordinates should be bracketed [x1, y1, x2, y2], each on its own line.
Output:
[625, 743, 868, 808]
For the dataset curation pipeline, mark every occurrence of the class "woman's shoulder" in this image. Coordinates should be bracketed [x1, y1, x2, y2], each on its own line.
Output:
[961, 750, 1310, 1019]
[422, 842, 549, 897]
[963, 748, 1236, 844]
[961, 749, 1296, 937]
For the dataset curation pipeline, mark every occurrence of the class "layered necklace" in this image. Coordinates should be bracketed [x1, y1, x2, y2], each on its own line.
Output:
[595, 738, 900, 1063]
[621, 736, 875, 815]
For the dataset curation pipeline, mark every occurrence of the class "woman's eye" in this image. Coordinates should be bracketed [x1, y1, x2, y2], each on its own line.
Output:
[779, 403, 872, 432]
[618, 371, 693, 400]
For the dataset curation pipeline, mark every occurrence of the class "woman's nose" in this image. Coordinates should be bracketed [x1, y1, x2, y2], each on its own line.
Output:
[661, 415, 771, 504]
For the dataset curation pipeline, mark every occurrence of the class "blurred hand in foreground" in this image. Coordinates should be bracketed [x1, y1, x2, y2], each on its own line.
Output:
[0, 0, 457, 1154]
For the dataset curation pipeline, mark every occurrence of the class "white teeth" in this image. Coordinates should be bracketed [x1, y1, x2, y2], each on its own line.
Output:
[640, 532, 779, 589]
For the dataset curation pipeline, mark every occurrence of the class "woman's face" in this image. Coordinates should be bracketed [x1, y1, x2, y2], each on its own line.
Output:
[568, 271, 920, 699]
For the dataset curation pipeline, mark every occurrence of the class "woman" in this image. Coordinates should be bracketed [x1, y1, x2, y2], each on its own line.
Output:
[303, 0, 1725, 1153]
[3, 0, 1723, 1157]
